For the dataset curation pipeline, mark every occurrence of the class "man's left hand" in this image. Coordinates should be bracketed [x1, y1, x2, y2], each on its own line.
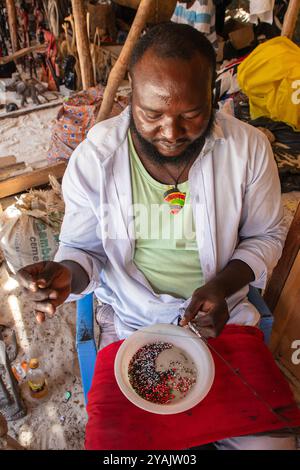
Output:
[180, 283, 229, 338]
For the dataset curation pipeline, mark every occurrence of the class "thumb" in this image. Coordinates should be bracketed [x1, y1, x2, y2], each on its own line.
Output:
[180, 293, 206, 326]
[36, 263, 57, 288]
[16, 269, 38, 291]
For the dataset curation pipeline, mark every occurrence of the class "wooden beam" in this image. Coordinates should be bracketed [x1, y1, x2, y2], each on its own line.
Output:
[71, 0, 94, 90]
[270, 250, 300, 357]
[263, 202, 300, 311]
[0, 156, 17, 168]
[5, 0, 19, 53]
[281, 0, 300, 38]
[96, 0, 154, 123]
[0, 162, 67, 198]
[0, 44, 47, 65]
[0, 162, 26, 180]
[0, 100, 62, 120]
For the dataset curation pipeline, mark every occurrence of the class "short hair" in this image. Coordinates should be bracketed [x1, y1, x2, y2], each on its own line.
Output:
[129, 22, 216, 82]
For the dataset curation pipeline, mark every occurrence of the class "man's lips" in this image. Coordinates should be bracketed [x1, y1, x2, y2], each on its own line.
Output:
[156, 141, 189, 151]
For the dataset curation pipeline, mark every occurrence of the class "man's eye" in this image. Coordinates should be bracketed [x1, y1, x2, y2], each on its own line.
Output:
[183, 111, 201, 119]
[145, 113, 161, 120]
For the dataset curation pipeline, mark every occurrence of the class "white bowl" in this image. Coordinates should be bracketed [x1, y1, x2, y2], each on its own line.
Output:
[114, 323, 215, 415]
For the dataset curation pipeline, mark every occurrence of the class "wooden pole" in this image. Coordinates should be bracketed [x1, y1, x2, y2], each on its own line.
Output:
[264, 202, 300, 312]
[0, 161, 67, 198]
[281, 0, 300, 38]
[96, 0, 154, 123]
[5, 0, 19, 53]
[71, 0, 94, 90]
[0, 44, 47, 65]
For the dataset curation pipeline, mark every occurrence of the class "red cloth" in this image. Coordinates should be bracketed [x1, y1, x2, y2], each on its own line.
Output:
[85, 325, 300, 450]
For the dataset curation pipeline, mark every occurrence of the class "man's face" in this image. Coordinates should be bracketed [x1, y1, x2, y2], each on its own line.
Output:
[130, 48, 214, 163]
[181, 1, 197, 7]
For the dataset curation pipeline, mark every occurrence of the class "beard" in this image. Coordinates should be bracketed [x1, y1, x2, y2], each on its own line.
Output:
[129, 109, 215, 166]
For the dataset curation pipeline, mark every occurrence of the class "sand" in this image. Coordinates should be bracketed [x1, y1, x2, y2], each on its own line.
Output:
[0, 105, 60, 165]
[0, 264, 87, 449]
[0, 105, 87, 449]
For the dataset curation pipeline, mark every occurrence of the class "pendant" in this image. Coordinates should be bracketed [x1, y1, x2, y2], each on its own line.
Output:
[163, 187, 186, 215]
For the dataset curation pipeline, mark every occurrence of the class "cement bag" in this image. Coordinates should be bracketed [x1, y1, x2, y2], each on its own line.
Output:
[237, 37, 300, 131]
[0, 178, 64, 274]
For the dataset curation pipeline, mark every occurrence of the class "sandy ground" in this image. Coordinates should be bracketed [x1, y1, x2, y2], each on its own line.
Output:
[0, 266, 87, 449]
[0, 106, 88, 449]
[0, 106, 299, 450]
[0, 105, 60, 165]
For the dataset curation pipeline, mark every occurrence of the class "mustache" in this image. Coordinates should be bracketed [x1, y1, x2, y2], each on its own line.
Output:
[129, 110, 215, 166]
[153, 138, 190, 144]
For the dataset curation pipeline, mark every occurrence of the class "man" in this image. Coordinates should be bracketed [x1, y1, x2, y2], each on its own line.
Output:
[171, 0, 218, 51]
[17, 23, 294, 449]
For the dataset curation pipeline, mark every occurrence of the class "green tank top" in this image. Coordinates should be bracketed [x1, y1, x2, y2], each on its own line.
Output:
[128, 130, 204, 299]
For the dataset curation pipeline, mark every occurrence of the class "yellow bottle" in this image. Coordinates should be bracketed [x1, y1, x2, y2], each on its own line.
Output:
[27, 358, 48, 399]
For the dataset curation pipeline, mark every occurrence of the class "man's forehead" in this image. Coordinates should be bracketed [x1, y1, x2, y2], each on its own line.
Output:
[131, 53, 212, 103]
[136, 47, 209, 68]
[132, 49, 212, 85]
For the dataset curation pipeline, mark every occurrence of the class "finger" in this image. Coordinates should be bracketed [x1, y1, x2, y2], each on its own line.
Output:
[16, 270, 38, 292]
[196, 304, 229, 338]
[180, 316, 190, 327]
[197, 325, 217, 339]
[36, 263, 58, 288]
[35, 311, 46, 323]
[180, 298, 206, 326]
[180, 307, 206, 326]
[209, 303, 229, 327]
[26, 288, 58, 302]
[34, 301, 56, 316]
[192, 311, 214, 328]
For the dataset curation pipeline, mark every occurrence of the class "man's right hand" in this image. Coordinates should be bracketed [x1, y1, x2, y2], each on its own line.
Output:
[16, 261, 72, 323]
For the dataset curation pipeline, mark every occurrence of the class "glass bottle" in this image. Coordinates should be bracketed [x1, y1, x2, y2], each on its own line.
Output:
[27, 358, 48, 399]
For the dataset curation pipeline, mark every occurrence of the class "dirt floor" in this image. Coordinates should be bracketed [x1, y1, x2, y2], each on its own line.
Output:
[0, 104, 60, 165]
[0, 267, 87, 449]
[0, 106, 300, 450]
[0, 105, 88, 449]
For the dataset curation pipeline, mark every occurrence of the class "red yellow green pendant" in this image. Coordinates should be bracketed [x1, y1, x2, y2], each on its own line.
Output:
[163, 187, 186, 215]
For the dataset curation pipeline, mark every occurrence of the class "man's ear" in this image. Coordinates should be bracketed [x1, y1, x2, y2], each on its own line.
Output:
[128, 74, 133, 103]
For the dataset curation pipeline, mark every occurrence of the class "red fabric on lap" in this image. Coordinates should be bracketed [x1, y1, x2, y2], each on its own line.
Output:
[85, 325, 300, 450]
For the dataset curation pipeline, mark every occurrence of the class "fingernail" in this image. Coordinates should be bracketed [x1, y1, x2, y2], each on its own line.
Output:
[47, 305, 54, 314]
[36, 312, 45, 323]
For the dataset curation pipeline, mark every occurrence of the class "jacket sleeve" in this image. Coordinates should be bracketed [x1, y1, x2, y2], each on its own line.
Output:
[231, 133, 287, 289]
[54, 141, 107, 300]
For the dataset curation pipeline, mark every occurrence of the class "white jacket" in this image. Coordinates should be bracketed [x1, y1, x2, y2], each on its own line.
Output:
[54, 108, 286, 339]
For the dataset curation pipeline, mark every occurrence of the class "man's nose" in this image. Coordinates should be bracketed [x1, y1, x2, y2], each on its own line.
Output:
[160, 117, 185, 142]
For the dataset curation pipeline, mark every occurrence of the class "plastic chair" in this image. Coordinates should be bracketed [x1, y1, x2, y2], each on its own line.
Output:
[76, 286, 272, 405]
[76, 293, 97, 405]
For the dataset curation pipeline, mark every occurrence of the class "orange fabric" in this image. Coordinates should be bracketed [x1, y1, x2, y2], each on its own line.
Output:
[48, 86, 128, 162]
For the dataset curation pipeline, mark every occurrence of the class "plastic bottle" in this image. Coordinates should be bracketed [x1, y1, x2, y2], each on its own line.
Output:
[27, 358, 48, 399]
